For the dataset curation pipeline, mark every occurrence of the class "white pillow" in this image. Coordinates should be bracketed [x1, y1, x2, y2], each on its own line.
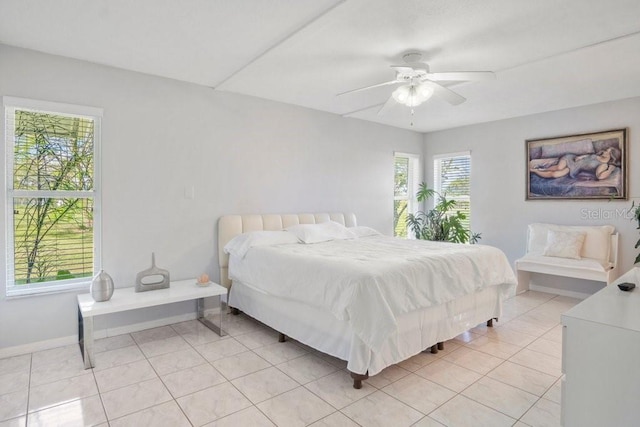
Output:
[349, 226, 382, 237]
[580, 225, 615, 262]
[528, 223, 614, 263]
[286, 221, 355, 244]
[224, 230, 299, 258]
[543, 230, 586, 260]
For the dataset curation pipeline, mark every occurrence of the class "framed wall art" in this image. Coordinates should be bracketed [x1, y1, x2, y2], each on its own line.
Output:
[526, 129, 627, 200]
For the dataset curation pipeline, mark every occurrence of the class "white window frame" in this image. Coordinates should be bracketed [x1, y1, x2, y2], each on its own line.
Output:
[394, 152, 422, 238]
[433, 151, 471, 226]
[4, 96, 103, 297]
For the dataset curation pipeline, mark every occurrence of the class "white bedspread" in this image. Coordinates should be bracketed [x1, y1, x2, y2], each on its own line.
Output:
[229, 236, 516, 353]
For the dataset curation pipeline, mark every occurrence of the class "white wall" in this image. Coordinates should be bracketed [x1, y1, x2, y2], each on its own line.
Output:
[0, 44, 424, 351]
[424, 97, 640, 296]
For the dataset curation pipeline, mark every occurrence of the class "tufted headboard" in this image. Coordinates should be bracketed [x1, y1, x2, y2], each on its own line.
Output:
[217, 212, 357, 289]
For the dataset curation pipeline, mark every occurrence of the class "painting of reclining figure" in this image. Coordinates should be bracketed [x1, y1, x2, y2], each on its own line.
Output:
[526, 129, 627, 200]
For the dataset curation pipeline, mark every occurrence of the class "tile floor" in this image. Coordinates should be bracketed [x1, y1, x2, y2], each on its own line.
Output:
[0, 290, 576, 426]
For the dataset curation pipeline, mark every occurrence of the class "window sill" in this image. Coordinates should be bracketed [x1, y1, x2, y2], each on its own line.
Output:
[6, 281, 91, 299]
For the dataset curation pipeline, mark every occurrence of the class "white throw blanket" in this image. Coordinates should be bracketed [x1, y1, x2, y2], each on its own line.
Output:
[229, 236, 516, 353]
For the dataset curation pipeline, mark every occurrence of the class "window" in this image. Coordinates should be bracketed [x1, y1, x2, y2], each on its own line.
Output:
[433, 152, 471, 231]
[394, 152, 421, 238]
[4, 97, 102, 296]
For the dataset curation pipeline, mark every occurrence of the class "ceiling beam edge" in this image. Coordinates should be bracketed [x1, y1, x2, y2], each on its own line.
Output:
[497, 28, 640, 74]
[213, 0, 349, 90]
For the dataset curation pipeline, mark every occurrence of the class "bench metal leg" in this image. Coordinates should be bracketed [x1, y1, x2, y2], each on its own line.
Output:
[197, 296, 226, 337]
[78, 306, 94, 369]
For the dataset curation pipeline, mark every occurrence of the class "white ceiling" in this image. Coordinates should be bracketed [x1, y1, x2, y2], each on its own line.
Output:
[2, 0, 640, 132]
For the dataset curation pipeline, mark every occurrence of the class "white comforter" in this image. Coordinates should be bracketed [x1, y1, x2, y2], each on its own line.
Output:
[229, 236, 516, 353]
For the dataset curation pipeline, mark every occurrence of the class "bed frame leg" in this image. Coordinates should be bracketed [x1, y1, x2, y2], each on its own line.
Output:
[487, 318, 497, 327]
[430, 344, 438, 354]
[278, 333, 286, 343]
[437, 342, 444, 350]
[230, 307, 240, 315]
[350, 371, 368, 389]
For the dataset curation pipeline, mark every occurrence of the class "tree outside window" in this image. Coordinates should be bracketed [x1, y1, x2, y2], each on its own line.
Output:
[5, 98, 101, 296]
[394, 153, 420, 238]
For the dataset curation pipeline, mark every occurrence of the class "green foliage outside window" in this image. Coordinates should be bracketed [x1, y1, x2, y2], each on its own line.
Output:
[394, 156, 409, 237]
[406, 183, 481, 244]
[12, 110, 94, 285]
[394, 200, 408, 238]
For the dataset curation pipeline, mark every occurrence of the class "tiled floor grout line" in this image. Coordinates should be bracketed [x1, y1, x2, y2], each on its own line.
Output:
[217, 329, 369, 426]
[90, 367, 111, 426]
[492, 305, 563, 424]
[259, 343, 371, 425]
[184, 322, 347, 426]
[360, 346, 475, 425]
[455, 375, 520, 424]
[430, 351, 515, 422]
[414, 300, 563, 425]
[173, 325, 252, 425]
[142, 336, 195, 427]
[478, 324, 558, 425]
[24, 353, 33, 425]
[103, 326, 213, 425]
[8, 292, 573, 426]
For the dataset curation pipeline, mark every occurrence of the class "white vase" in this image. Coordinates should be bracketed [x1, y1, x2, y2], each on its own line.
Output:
[91, 270, 114, 302]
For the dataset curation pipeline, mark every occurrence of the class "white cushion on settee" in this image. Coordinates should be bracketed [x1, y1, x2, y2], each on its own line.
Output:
[515, 223, 619, 293]
[517, 254, 607, 273]
[527, 223, 615, 267]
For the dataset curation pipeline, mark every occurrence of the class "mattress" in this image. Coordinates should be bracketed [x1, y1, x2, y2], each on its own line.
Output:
[229, 235, 516, 353]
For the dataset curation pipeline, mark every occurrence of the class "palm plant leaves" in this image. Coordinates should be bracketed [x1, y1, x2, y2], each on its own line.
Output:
[630, 201, 640, 265]
[407, 183, 479, 244]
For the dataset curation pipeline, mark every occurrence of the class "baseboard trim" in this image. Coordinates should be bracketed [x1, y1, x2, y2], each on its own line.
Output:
[0, 307, 221, 359]
[0, 335, 78, 359]
[101, 307, 219, 338]
[529, 284, 592, 300]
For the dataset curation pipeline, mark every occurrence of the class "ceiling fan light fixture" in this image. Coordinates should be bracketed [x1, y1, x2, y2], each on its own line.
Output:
[392, 83, 434, 107]
[391, 85, 410, 104]
[416, 83, 434, 100]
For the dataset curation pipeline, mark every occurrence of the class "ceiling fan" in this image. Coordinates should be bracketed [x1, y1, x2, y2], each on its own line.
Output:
[338, 52, 495, 116]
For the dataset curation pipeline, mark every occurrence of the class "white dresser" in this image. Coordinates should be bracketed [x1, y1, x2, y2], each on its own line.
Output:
[561, 267, 640, 427]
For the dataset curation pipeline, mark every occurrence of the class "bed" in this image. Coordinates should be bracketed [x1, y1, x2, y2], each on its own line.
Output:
[218, 213, 517, 388]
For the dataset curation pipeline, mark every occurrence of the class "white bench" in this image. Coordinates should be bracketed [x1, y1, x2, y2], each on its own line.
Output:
[515, 223, 619, 294]
[77, 279, 227, 369]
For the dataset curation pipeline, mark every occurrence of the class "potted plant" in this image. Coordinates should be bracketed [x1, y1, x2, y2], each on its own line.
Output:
[406, 182, 481, 244]
[633, 203, 640, 264]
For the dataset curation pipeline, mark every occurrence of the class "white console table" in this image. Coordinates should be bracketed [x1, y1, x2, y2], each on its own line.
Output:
[561, 267, 640, 426]
[77, 279, 227, 369]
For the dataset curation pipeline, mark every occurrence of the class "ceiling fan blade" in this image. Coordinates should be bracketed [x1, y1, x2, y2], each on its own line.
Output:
[426, 71, 495, 82]
[377, 95, 397, 116]
[422, 81, 466, 105]
[337, 80, 400, 96]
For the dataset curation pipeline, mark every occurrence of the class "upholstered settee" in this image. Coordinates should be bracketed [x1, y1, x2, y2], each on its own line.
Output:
[515, 223, 619, 294]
